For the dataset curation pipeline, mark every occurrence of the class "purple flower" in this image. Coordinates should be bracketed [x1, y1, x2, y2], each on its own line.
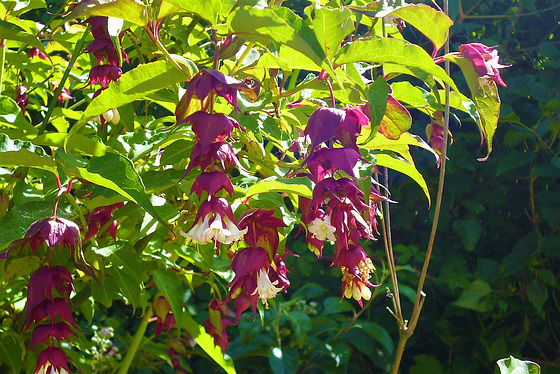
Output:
[191, 171, 234, 199]
[335, 244, 376, 307]
[26, 266, 75, 321]
[238, 209, 286, 256]
[177, 70, 258, 115]
[303, 107, 369, 152]
[178, 111, 244, 151]
[186, 141, 247, 175]
[305, 147, 363, 182]
[30, 322, 78, 349]
[89, 65, 122, 88]
[34, 346, 71, 374]
[181, 197, 247, 246]
[24, 298, 80, 332]
[15, 85, 29, 116]
[84, 203, 124, 241]
[57, 87, 74, 103]
[152, 296, 176, 337]
[28, 47, 47, 60]
[86, 38, 120, 66]
[203, 317, 233, 353]
[459, 43, 509, 89]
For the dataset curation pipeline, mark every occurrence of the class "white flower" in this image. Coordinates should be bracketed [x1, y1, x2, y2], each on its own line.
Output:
[252, 268, 283, 306]
[183, 215, 213, 244]
[102, 108, 120, 124]
[308, 215, 336, 241]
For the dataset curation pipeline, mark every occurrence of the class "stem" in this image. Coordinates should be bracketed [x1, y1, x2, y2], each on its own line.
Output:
[146, 28, 192, 80]
[391, 1, 451, 372]
[0, 39, 5, 96]
[234, 42, 255, 69]
[38, 26, 90, 136]
[118, 306, 153, 374]
[270, 78, 317, 102]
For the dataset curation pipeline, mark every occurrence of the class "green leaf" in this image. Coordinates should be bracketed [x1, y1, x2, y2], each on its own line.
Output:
[0, 333, 23, 374]
[75, 60, 193, 130]
[163, 0, 235, 24]
[181, 313, 236, 374]
[91, 274, 119, 308]
[287, 311, 312, 345]
[473, 87, 501, 161]
[57, 152, 169, 229]
[362, 76, 389, 143]
[0, 133, 56, 172]
[0, 96, 36, 133]
[269, 347, 299, 374]
[245, 178, 313, 199]
[33, 133, 110, 157]
[0, 20, 46, 53]
[452, 219, 481, 252]
[335, 38, 458, 92]
[379, 96, 412, 140]
[527, 280, 548, 314]
[354, 322, 394, 354]
[388, 4, 452, 53]
[63, 0, 148, 26]
[228, 6, 333, 75]
[374, 153, 430, 205]
[453, 279, 492, 312]
[307, 6, 354, 59]
[360, 132, 438, 165]
[497, 356, 541, 374]
[153, 268, 184, 324]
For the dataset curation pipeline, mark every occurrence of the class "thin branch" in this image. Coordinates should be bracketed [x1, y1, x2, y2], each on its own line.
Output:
[460, 2, 560, 20]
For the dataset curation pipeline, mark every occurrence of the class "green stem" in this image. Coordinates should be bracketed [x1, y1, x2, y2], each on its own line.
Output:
[146, 28, 192, 80]
[234, 42, 254, 70]
[391, 1, 451, 372]
[270, 78, 317, 102]
[38, 26, 90, 136]
[0, 40, 5, 96]
[118, 306, 153, 374]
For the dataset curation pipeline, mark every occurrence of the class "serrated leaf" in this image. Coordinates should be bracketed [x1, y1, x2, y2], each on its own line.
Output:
[335, 38, 457, 92]
[375, 153, 430, 205]
[181, 313, 236, 374]
[153, 268, 184, 324]
[63, 0, 148, 26]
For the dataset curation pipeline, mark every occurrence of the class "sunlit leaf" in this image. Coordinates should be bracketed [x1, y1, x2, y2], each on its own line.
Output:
[63, 0, 148, 26]
[163, 0, 235, 24]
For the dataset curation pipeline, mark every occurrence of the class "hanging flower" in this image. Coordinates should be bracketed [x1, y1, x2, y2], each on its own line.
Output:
[181, 197, 247, 246]
[152, 296, 176, 337]
[89, 65, 122, 88]
[34, 347, 71, 374]
[335, 244, 377, 307]
[459, 43, 510, 89]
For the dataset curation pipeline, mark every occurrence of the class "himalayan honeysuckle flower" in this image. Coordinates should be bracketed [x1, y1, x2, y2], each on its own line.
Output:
[252, 268, 283, 307]
[182, 197, 247, 246]
[203, 317, 234, 353]
[89, 65, 122, 88]
[305, 147, 363, 183]
[459, 43, 510, 89]
[28, 47, 47, 59]
[152, 296, 177, 337]
[178, 111, 244, 151]
[191, 171, 234, 199]
[34, 347, 71, 374]
[26, 266, 75, 320]
[176, 69, 258, 116]
[186, 141, 247, 176]
[30, 322, 78, 349]
[24, 298, 80, 332]
[84, 203, 124, 241]
[238, 208, 287, 256]
[307, 215, 337, 242]
[303, 107, 369, 151]
[16, 85, 29, 115]
[336, 244, 377, 307]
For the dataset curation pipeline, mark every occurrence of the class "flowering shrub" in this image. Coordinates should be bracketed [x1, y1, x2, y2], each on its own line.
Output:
[0, 0, 510, 373]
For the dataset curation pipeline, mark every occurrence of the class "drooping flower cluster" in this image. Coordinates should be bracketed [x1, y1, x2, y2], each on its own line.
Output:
[298, 106, 380, 306]
[227, 208, 289, 322]
[26, 266, 78, 374]
[83, 203, 124, 241]
[85, 16, 127, 126]
[152, 295, 177, 337]
[176, 71, 257, 249]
